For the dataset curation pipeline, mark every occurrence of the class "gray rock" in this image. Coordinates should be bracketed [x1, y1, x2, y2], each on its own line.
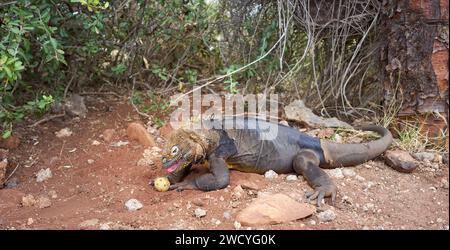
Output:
[194, 208, 207, 218]
[36, 168, 52, 182]
[317, 209, 336, 222]
[286, 175, 298, 182]
[264, 170, 278, 179]
[384, 150, 418, 173]
[5, 177, 18, 189]
[413, 152, 441, 163]
[65, 94, 87, 118]
[125, 199, 143, 211]
[284, 100, 352, 129]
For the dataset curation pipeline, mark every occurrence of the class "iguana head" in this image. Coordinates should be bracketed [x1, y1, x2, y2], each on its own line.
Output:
[161, 129, 207, 174]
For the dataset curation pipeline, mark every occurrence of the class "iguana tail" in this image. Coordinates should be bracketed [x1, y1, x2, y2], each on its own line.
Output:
[320, 125, 393, 168]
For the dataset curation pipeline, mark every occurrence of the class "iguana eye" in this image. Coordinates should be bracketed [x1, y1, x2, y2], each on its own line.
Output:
[171, 146, 179, 156]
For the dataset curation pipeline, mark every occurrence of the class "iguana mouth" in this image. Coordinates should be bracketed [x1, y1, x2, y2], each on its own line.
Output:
[163, 157, 186, 173]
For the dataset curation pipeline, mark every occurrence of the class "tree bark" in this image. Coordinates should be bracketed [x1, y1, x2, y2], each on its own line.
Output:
[380, 0, 449, 145]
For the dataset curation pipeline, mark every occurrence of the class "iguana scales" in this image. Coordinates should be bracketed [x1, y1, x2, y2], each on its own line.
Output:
[154, 117, 392, 206]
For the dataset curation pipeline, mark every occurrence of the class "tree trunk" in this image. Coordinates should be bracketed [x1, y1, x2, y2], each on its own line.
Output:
[380, 0, 449, 145]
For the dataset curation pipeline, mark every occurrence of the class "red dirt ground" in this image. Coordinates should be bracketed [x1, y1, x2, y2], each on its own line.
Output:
[0, 96, 448, 230]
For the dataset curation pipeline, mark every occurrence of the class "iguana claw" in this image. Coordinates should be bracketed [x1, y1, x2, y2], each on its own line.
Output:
[305, 184, 337, 207]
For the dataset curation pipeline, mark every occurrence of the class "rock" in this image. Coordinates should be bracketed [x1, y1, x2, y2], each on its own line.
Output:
[442, 153, 449, 165]
[127, 123, 155, 147]
[87, 159, 94, 164]
[27, 218, 34, 226]
[0, 135, 20, 149]
[102, 129, 116, 142]
[5, 177, 18, 189]
[413, 152, 442, 163]
[232, 185, 244, 200]
[236, 193, 316, 226]
[37, 196, 52, 208]
[100, 223, 111, 230]
[36, 168, 52, 182]
[194, 208, 207, 218]
[79, 219, 99, 228]
[125, 199, 143, 211]
[0, 158, 7, 186]
[284, 100, 352, 129]
[342, 168, 356, 177]
[279, 120, 289, 126]
[333, 134, 343, 143]
[384, 150, 419, 173]
[264, 170, 278, 179]
[92, 140, 101, 146]
[137, 158, 155, 168]
[55, 128, 72, 138]
[286, 175, 298, 182]
[317, 128, 335, 139]
[111, 140, 129, 147]
[48, 190, 58, 199]
[65, 94, 87, 118]
[21, 194, 36, 207]
[317, 209, 336, 222]
[223, 211, 232, 220]
[363, 203, 375, 212]
[234, 221, 242, 230]
[355, 175, 366, 182]
[326, 168, 344, 178]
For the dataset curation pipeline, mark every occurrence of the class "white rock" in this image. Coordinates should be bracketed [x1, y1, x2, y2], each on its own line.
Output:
[317, 209, 336, 222]
[111, 140, 129, 147]
[55, 128, 72, 138]
[223, 211, 232, 220]
[355, 175, 366, 182]
[100, 223, 111, 230]
[279, 120, 289, 126]
[286, 175, 298, 181]
[36, 168, 52, 182]
[92, 140, 101, 146]
[125, 199, 143, 211]
[342, 168, 356, 177]
[194, 208, 207, 218]
[334, 134, 343, 143]
[27, 218, 34, 226]
[87, 159, 94, 164]
[264, 170, 278, 179]
[363, 203, 375, 212]
[327, 169, 344, 178]
[234, 221, 242, 230]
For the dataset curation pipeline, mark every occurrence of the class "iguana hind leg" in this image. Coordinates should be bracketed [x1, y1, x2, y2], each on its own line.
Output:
[293, 149, 337, 207]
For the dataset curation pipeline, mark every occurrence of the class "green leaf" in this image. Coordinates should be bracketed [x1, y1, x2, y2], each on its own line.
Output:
[2, 130, 12, 139]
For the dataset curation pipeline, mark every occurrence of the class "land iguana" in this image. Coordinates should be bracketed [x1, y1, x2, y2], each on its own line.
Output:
[153, 117, 392, 206]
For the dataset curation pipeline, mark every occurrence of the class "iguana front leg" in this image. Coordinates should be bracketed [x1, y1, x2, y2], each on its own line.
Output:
[169, 153, 230, 192]
[293, 149, 337, 207]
